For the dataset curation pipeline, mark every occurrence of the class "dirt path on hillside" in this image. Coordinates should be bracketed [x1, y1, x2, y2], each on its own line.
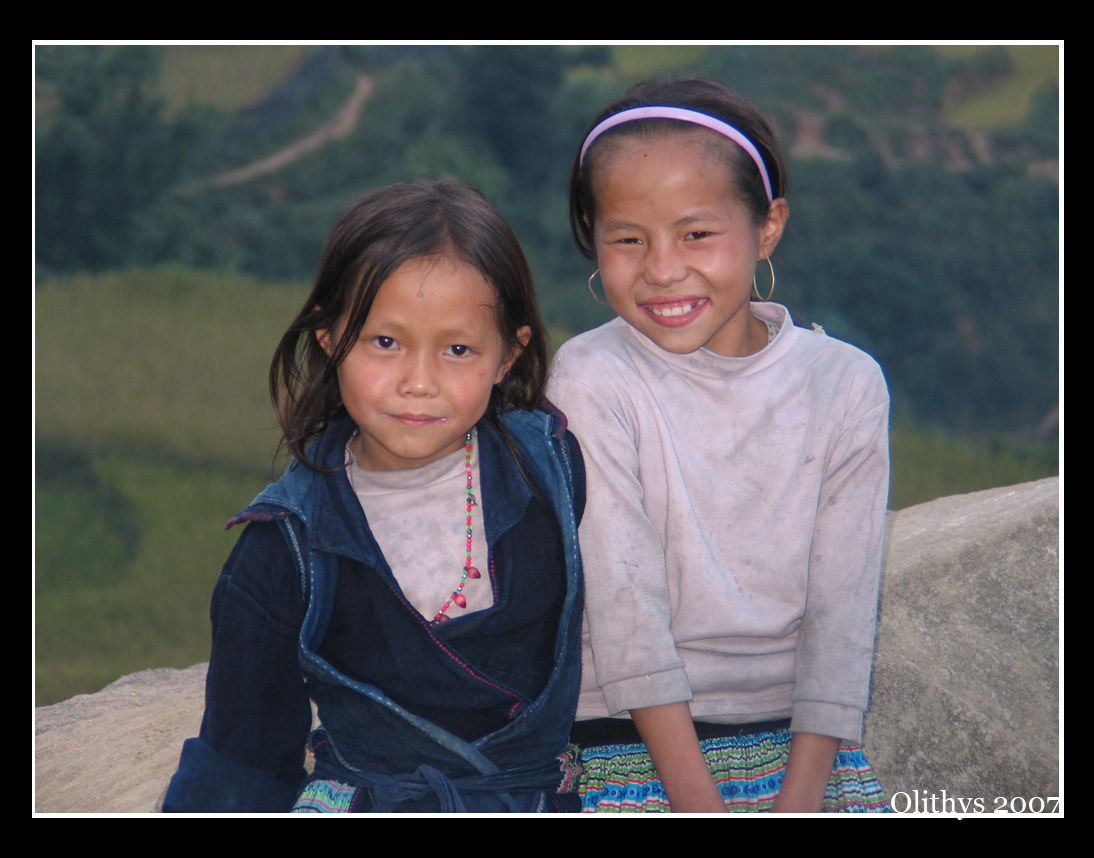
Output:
[179, 73, 373, 195]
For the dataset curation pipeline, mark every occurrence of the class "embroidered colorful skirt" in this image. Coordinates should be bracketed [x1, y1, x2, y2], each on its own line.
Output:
[577, 726, 891, 813]
[293, 778, 361, 813]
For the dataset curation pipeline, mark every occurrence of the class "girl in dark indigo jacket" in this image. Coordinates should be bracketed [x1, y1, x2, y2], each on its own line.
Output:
[164, 179, 584, 813]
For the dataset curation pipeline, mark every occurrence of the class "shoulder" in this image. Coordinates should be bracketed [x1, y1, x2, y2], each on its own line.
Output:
[794, 322, 883, 374]
[496, 407, 584, 479]
[548, 320, 655, 424]
[218, 518, 305, 631]
[551, 318, 643, 385]
[493, 409, 586, 518]
[552, 317, 632, 358]
[236, 418, 356, 524]
[780, 322, 889, 413]
[236, 466, 315, 525]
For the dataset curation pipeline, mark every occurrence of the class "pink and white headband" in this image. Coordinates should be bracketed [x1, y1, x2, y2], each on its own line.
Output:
[579, 106, 774, 203]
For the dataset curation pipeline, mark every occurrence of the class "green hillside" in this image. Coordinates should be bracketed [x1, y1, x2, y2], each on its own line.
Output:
[35, 269, 303, 705]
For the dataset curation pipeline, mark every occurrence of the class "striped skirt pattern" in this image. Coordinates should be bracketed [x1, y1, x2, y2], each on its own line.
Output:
[578, 728, 891, 813]
[292, 778, 360, 813]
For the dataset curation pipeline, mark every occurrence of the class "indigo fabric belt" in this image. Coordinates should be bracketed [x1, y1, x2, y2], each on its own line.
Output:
[312, 754, 567, 812]
[571, 717, 792, 747]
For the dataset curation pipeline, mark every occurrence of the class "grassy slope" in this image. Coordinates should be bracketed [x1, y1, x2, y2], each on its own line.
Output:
[36, 268, 300, 469]
[889, 425, 1056, 511]
[159, 45, 313, 114]
[35, 269, 307, 705]
[939, 44, 1059, 130]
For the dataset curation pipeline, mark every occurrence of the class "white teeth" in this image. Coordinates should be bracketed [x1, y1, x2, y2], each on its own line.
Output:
[649, 299, 706, 317]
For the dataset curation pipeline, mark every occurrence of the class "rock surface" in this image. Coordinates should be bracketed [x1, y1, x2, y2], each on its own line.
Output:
[866, 477, 1060, 806]
[35, 664, 207, 813]
[35, 478, 1060, 813]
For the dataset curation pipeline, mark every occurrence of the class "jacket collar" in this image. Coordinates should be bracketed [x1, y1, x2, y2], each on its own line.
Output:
[292, 416, 533, 565]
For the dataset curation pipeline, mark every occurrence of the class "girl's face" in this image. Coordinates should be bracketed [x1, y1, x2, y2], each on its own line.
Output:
[321, 256, 528, 471]
[592, 133, 787, 357]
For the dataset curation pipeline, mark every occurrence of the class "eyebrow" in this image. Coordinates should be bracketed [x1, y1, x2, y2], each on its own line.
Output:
[676, 212, 725, 225]
[599, 218, 642, 232]
[600, 212, 726, 232]
[362, 318, 491, 341]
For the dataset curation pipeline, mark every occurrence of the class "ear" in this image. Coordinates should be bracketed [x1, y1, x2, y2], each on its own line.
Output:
[314, 307, 336, 357]
[757, 198, 789, 260]
[582, 213, 597, 251]
[495, 326, 532, 384]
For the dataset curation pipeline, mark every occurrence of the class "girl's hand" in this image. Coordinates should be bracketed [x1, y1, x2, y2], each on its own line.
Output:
[771, 732, 841, 813]
[631, 703, 728, 813]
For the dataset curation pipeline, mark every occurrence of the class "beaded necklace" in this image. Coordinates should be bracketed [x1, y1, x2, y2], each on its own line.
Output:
[431, 431, 480, 624]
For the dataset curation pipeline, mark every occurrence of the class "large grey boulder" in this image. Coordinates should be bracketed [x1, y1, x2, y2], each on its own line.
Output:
[865, 477, 1059, 808]
[34, 477, 1060, 813]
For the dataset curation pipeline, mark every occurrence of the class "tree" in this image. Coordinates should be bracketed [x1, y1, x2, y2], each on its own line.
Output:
[36, 46, 215, 272]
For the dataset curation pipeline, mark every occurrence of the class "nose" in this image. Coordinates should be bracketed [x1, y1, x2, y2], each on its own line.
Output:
[643, 240, 687, 288]
[397, 352, 440, 397]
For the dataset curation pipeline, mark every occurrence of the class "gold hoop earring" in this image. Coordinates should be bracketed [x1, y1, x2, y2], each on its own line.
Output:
[752, 256, 776, 302]
[587, 268, 609, 306]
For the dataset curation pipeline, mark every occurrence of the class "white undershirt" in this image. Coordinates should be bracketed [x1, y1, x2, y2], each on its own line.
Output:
[346, 429, 492, 620]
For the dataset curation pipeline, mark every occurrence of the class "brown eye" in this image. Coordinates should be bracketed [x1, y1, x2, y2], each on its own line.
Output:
[372, 336, 397, 349]
[445, 344, 472, 357]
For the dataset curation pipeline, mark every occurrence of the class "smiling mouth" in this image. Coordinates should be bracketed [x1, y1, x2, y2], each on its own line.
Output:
[646, 298, 708, 317]
[640, 298, 710, 326]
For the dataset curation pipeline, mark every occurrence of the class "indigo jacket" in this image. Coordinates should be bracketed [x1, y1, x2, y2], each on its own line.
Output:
[164, 408, 584, 813]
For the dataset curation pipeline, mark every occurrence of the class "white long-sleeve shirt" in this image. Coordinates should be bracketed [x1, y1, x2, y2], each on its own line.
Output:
[548, 303, 889, 742]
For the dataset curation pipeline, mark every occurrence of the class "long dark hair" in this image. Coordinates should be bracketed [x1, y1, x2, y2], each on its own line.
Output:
[270, 178, 549, 469]
[569, 78, 789, 262]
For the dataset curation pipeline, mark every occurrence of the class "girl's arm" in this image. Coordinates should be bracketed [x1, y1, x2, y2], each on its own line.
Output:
[549, 352, 714, 809]
[548, 367, 691, 716]
[792, 365, 890, 743]
[782, 357, 890, 810]
[163, 521, 312, 812]
[631, 703, 727, 813]
[772, 732, 841, 813]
